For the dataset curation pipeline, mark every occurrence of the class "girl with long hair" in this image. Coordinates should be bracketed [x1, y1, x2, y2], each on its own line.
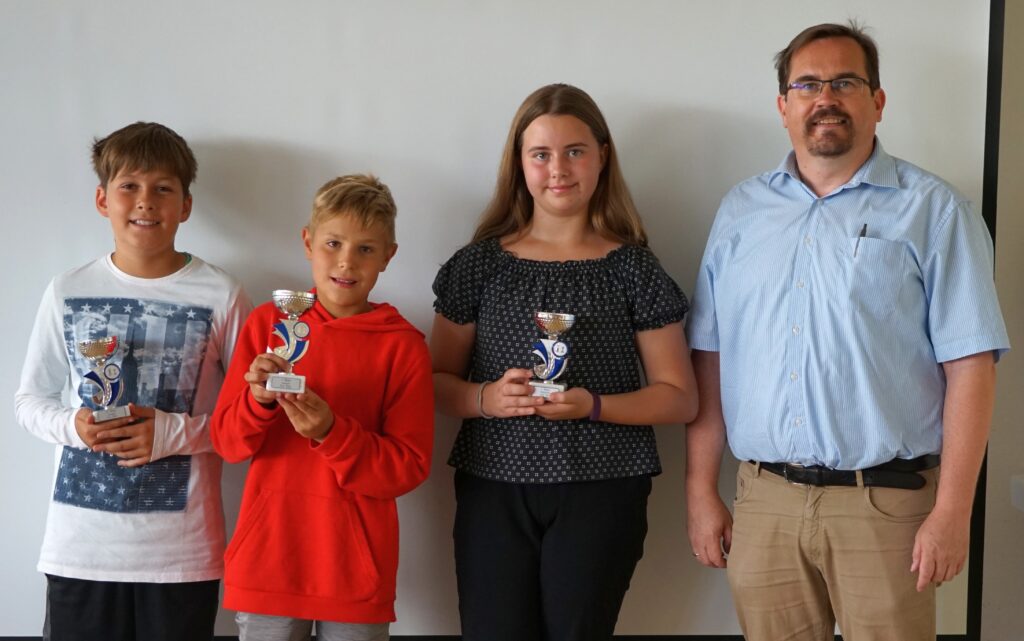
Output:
[431, 83, 698, 641]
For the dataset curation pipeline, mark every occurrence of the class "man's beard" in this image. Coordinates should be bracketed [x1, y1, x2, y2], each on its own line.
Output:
[804, 107, 854, 157]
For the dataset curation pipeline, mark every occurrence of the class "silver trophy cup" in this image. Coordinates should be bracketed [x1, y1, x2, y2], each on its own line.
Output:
[78, 336, 132, 422]
[266, 290, 317, 393]
[528, 311, 576, 398]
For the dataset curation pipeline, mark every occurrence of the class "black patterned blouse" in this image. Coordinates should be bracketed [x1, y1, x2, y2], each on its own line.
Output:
[432, 237, 688, 483]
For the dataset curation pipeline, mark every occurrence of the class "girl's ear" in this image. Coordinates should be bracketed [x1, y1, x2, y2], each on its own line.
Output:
[601, 143, 609, 167]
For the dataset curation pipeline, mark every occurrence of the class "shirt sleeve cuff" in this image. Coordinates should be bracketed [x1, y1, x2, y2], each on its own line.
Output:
[244, 391, 280, 422]
[933, 334, 1011, 364]
[66, 409, 88, 449]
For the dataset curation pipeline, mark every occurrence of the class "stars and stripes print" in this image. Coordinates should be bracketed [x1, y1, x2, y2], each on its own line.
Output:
[53, 296, 212, 513]
[53, 448, 190, 513]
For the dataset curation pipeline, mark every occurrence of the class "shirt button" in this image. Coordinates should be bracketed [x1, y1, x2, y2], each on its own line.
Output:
[790, 371, 799, 381]
[797, 280, 805, 288]
[804, 236, 812, 246]
[792, 325, 801, 335]
[793, 417, 804, 427]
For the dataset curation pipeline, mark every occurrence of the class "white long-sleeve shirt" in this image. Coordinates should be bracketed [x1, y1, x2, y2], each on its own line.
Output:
[15, 254, 250, 582]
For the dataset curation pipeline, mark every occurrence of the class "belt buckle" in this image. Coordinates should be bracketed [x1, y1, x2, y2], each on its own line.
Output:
[784, 463, 823, 486]
[782, 464, 803, 485]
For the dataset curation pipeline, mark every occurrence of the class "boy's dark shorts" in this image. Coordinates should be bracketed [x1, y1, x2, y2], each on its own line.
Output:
[44, 574, 219, 641]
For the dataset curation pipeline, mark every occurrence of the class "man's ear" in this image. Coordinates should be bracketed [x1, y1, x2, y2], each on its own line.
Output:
[776, 94, 790, 128]
[873, 87, 886, 123]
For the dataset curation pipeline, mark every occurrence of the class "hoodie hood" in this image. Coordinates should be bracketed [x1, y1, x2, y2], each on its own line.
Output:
[304, 290, 423, 336]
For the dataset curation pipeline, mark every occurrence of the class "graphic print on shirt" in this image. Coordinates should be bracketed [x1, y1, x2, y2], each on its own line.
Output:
[53, 296, 213, 513]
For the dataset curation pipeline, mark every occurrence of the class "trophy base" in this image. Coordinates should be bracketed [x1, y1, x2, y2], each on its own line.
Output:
[266, 372, 306, 394]
[93, 406, 132, 423]
[529, 380, 566, 399]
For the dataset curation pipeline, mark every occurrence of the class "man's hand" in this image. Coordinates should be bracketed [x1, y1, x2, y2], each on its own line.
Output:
[687, 488, 733, 568]
[91, 404, 156, 468]
[278, 388, 335, 442]
[911, 507, 969, 591]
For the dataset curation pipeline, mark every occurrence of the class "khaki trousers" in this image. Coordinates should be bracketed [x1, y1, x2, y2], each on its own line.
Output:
[727, 461, 938, 641]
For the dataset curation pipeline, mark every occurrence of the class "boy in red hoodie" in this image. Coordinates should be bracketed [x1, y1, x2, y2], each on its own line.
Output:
[211, 174, 434, 641]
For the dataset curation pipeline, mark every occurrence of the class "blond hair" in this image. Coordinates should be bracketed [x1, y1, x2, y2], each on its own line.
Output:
[92, 122, 197, 195]
[310, 174, 397, 242]
[472, 84, 647, 246]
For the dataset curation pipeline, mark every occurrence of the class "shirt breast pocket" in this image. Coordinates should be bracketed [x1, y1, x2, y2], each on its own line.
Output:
[848, 237, 908, 320]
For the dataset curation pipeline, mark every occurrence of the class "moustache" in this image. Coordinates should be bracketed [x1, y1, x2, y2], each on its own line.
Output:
[806, 107, 851, 125]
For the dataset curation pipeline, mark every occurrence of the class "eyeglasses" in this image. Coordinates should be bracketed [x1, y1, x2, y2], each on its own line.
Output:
[786, 76, 871, 98]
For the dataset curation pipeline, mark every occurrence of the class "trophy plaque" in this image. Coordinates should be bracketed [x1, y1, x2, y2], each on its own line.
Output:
[78, 336, 132, 422]
[528, 311, 575, 398]
[265, 289, 316, 393]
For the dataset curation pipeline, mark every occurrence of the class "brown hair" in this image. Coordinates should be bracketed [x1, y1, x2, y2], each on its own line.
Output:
[471, 83, 647, 246]
[774, 21, 881, 95]
[92, 122, 198, 195]
[309, 174, 397, 243]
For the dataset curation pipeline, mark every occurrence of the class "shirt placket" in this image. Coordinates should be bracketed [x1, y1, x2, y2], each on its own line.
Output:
[785, 198, 819, 459]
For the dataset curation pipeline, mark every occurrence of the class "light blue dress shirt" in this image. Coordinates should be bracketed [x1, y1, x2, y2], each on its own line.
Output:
[687, 141, 1009, 469]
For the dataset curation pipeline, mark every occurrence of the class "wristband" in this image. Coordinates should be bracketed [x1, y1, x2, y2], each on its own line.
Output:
[477, 381, 495, 419]
[588, 390, 602, 422]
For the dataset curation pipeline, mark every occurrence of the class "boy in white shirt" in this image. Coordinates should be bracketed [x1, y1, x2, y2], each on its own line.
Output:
[15, 121, 251, 641]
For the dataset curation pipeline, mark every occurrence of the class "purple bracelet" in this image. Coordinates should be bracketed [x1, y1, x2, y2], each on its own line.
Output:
[589, 390, 602, 422]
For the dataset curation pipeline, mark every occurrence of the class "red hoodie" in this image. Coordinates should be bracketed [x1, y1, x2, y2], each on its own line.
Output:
[211, 297, 434, 623]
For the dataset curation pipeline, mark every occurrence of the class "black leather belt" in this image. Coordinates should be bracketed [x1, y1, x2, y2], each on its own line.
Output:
[755, 454, 940, 490]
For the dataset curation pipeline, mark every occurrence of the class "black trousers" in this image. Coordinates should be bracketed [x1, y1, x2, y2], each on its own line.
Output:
[44, 574, 219, 641]
[453, 471, 651, 641]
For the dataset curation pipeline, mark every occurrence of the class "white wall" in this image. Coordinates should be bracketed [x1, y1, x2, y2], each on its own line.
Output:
[0, 1, 990, 636]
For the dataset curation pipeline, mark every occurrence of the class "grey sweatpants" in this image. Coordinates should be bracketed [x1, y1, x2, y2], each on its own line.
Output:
[235, 611, 389, 641]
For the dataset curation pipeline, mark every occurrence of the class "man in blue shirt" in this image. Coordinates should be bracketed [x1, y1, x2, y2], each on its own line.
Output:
[685, 22, 1009, 641]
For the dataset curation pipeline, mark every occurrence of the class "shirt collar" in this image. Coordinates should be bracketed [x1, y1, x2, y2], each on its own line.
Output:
[768, 138, 900, 193]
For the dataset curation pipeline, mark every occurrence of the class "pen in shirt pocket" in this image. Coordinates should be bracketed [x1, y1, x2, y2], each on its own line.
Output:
[854, 223, 867, 257]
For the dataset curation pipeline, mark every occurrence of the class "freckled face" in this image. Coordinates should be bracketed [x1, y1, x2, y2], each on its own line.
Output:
[520, 114, 607, 220]
[302, 213, 396, 318]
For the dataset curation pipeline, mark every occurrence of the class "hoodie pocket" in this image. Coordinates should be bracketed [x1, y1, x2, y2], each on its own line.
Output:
[225, 489, 380, 601]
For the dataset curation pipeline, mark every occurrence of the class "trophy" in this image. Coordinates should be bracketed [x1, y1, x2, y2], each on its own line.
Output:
[265, 289, 316, 393]
[528, 311, 576, 398]
[78, 336, 132, 422]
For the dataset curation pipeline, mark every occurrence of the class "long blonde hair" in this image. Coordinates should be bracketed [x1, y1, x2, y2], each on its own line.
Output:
[471, 84, 647, 246]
